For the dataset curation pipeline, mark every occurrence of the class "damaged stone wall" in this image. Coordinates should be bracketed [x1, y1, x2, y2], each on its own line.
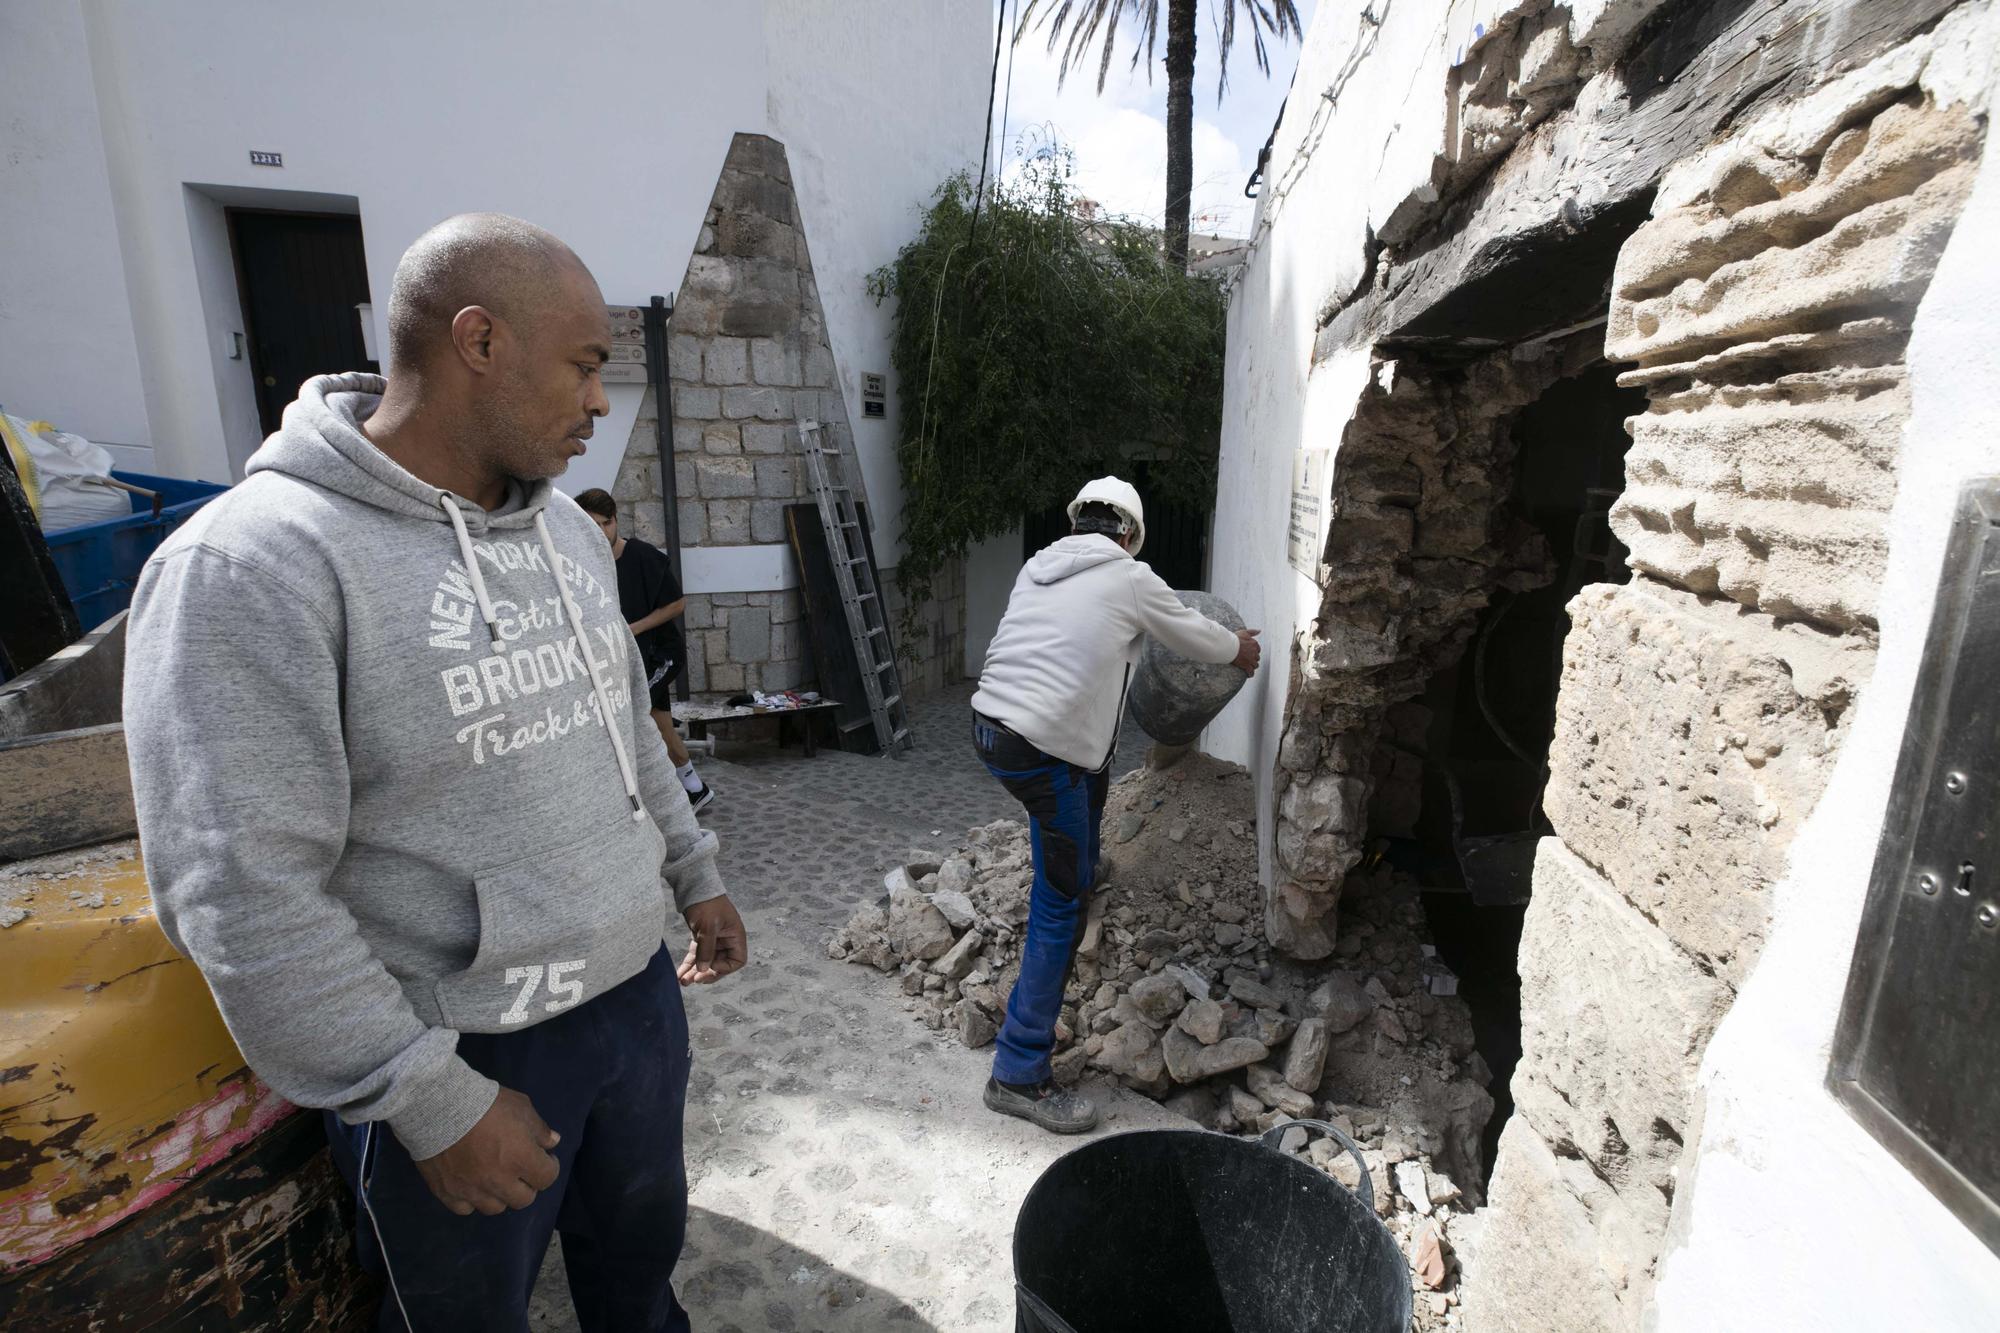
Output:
[613, 131, 965, 698]
[1268, 335, 1600, 957]
[1467, 49, 1984, 1333]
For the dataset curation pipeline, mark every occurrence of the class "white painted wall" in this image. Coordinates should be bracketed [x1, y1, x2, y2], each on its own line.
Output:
[59, 0, 765, 484]
[1650, 28, 2000, 1328]
[0, 0, 151, 455]
[764, 0, 990, 574]
[0, 0, 987, 595]
[964, 525, 1023, 677]
[1219, 0, 2000, 1319]
[1207, 0, 1509, 847]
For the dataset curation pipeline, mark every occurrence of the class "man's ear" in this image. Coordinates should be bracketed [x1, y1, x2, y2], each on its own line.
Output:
[449, 305, 500, 375]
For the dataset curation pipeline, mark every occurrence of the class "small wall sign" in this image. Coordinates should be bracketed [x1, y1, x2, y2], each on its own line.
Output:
[862, 371, 886, 419]
[602, 305, 648, 384]
[1288, 446, 1331, 582]
[249, 150, 283, 167]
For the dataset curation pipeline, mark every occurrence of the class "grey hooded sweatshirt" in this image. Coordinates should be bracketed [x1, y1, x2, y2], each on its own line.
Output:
[123, 372, 725, 1160]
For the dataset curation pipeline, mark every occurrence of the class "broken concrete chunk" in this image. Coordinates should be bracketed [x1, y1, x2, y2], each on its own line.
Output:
[958, 1002, 999, 1050]
[1284, 1017, 1331, 1093]
[1246, 1063, 1317, 1118]
[932, 930, 983, 981]
[1164, 962, 1211, 1000]
[1176, 997, 1227, 1045]
[929, 889, 977, 932]
[1395, 1161, 1432, 1215]
[1227, 1085, 1266, 1126]
[1228, 975, 1286, 1011]
[1254, 1009, 1297, 1049]
[1375, 1008, 1409, 1044]
[1130, 973, 1189, 1024]
[1162, 1028, 1269, 1083]
[1051, 1044, 1089, 1087]
[1094, 1020, 1166, 1084]
[937, 856, 974, 896]
[1307, 972, 1376, 1033]
[1115, 813, 1145, 843]
[887, 879, 956, 961]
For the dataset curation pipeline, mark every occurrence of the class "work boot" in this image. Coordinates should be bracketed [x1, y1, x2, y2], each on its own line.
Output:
[984, 1077, 1099, 1134]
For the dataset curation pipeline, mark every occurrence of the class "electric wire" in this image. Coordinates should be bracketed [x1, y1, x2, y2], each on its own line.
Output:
[968, 0, 1011, 251]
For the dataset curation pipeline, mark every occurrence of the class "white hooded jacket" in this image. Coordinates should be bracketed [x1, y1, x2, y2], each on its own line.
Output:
[971, 534, 1240, 769]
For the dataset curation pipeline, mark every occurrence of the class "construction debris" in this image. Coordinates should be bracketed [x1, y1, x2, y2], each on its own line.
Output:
[829, 753, 1493, 1322]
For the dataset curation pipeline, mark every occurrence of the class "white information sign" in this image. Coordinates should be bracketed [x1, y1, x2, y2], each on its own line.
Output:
[1288, 447, 1331, 581]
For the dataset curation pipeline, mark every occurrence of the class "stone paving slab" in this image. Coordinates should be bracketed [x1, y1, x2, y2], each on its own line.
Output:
[528, 685, 1169, 1330]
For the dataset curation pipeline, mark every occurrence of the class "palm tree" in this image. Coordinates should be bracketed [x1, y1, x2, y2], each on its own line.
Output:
[1017, 0, 1303, 271]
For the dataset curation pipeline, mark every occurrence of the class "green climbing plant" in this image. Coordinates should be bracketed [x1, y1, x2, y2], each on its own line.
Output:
[868, 149, 1227, 605]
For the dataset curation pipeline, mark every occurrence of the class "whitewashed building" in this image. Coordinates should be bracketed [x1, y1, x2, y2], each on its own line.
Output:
[1210, 0, 2000, 1328]
[1, 0, 994, 695]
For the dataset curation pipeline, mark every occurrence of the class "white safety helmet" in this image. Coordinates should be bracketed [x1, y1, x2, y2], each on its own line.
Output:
[1067, 476, 1146, 556]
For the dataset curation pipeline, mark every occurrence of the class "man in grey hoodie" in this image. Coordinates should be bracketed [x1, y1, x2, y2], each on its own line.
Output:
[123, 214, 745, 1332]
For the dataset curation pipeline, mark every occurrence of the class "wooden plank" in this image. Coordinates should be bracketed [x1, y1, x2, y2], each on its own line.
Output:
[786, 502, 893, 755]
[1319, 0, 1964, 355]
[0, 724, 135, 862]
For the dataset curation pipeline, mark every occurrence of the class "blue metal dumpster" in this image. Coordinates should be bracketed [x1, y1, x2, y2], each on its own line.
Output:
[43, 471, 230, 631]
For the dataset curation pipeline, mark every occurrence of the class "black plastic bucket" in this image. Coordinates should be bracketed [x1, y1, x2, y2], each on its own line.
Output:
[1013, 1120, 1411, 1333]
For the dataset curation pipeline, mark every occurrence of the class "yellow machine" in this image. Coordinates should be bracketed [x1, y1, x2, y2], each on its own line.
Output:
[0, 617, 373, 1329]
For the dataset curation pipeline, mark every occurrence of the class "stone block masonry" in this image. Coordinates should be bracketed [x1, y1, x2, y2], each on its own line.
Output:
[606, 131, 965, 703]
[1466, 39, 1983, 1333]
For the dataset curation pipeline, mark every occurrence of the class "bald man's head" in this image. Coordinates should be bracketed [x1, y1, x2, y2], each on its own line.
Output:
[380, 213, 612, 482]
[386, 213, 591, 373]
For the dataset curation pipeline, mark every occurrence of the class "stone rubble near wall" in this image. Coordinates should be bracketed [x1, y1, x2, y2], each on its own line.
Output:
[609, 132, 965, 699]
[828, 754, 1494, 1329]
[1463, 35, 1984, 1333]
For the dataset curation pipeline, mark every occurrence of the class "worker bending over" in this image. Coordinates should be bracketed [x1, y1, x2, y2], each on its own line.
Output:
[969, 478, 1261, 1132]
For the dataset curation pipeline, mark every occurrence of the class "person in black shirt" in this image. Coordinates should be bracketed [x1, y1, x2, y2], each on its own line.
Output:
[575, 489, 713, 812]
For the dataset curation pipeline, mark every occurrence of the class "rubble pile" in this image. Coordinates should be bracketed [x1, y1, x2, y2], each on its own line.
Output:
[829, 754, 1495, 1319]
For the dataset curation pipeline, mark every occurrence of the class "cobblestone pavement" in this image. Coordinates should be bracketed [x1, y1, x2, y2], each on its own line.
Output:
[528, 684, 1168, 1331]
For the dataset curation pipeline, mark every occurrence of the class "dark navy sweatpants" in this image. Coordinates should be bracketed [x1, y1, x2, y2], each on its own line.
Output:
[325, 946, 693, 1333]
[973, 712, 1110, 1086]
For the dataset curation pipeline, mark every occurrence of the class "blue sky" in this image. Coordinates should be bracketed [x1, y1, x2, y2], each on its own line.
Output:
[990, 0, 1318, 237]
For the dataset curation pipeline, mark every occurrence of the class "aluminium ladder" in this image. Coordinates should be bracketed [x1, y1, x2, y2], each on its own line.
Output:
[798, 419, 911, 756]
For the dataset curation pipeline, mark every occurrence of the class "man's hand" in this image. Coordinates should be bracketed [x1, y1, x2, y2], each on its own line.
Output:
[1233, 629, 1263, 675]
[679, 895, 749, 984]
[412, 1087, 560, 1216]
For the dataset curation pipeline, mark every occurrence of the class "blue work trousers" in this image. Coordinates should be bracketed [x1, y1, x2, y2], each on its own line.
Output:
[973, 712, 1111, 1085]
[324, 946, 692, 1333]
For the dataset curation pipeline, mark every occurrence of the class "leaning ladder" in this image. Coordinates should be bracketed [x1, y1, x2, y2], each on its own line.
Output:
[798, 420, 911, 756]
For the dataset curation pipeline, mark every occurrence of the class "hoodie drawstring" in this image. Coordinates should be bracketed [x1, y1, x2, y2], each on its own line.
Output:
[534, 512, 646, 822]
[438, 493, 645, 822]
[440, 494, 505, 648]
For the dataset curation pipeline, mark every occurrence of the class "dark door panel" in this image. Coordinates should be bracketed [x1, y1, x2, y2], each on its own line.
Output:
[229, 212, 376, 436]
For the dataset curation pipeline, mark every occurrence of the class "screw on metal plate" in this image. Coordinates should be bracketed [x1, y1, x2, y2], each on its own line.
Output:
[1980, 904, 1998, 928]
[1920, 872, 1940, 895]
[1946, 772, 1967, 795]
